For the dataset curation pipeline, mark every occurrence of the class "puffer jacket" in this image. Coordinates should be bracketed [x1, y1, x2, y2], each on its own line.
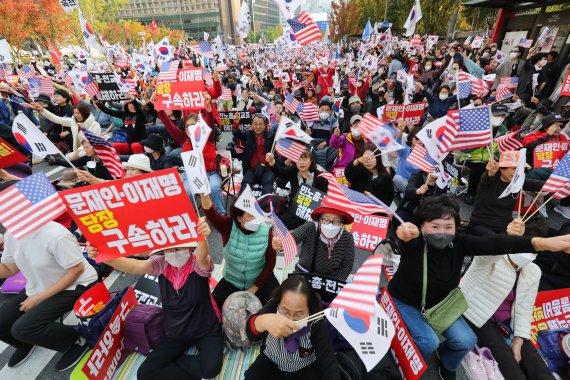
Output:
[460, 255, 541, 339]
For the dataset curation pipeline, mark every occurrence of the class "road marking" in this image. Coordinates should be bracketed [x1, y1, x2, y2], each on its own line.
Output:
[45, 166, 65, 178]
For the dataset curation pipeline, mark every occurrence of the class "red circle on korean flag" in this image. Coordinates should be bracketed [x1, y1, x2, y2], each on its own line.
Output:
[377, 136, 391, 147]
[80, 76, 88, 84]
[436, 126, 445, 142]
[85, 22, 94, 34]
[159, 46, 169, 56]
[14, 133, 32, 153]
[136, 64, 146, 71]
[194, 127, 202, 142]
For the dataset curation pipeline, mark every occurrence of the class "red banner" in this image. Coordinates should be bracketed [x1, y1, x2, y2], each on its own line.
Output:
[0, 137, 27, 169]
[154, 68, 206, 111]
[60, 168, 203, 262]
[82, 287, 138, 379]
[530, 288, 570, 348]
[384, 103, 427, 126]
[334, 167, 349, 186]
[73, 282, 111, 318]
[345, 213, 390, 252]
[561, 71, 570, 96]
[533, 141, 568, 169]
[379, 289, 427, 379]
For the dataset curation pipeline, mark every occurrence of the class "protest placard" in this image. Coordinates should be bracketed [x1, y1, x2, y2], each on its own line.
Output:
[0, 137, 27, 169]
[60, 168, 202, 262]
[291, 184, 325, 222]
[154, 68, 206, 111]
[133, 274, 162, 308]
[90, 73, 128, 101]
[383, 103, 427, 126]
[345, 212, 390, 252]
[299, 273, 346, 303]
[530, 288, 570, 348]
[73, 282, 111, 318]
[561, 71, 570, 96]
[334, 167, 349, 185]
[219, 110, 252, 132]
[533, 141, 568, 169]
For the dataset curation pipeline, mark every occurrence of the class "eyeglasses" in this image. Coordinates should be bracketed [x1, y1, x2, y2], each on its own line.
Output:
[277, 305, 308, 321]
[320, 217, 343, 226]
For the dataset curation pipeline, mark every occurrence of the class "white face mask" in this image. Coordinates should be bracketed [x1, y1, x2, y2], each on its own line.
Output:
[319, 112, 330, 120]
[86, 160, 96, 169]
[143, 146, 154, 154]
[276, 309, 307, 329]
[351, 127, 361, 137]
[509, 52, 518, 60]
[243, 219, 261, 232]
[320, 223, 341, 239]
[482, 53, 490, 58]
[165, 249, 191, 268]
[439, 93, 448, 101]
[508, 253, 536, 269]
[490, 115, 505, 127]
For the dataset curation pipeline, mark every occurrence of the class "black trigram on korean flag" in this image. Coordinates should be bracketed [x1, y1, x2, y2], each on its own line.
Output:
[187, 155, 198, 167]
[83, 31, 92, 40]
[16, 122, 27, 134]
[242, 199, 251, 208]
[377, 317, 389, 338]
[193, 177, 204, 188]
[328, 308, 339, 318]
[34, 142, 47, 152]
[360, 342, 375, 355]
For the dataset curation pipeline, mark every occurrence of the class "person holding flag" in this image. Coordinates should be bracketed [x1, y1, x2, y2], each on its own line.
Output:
[415, 81, 456, 119]
[329, 116, 369, 169]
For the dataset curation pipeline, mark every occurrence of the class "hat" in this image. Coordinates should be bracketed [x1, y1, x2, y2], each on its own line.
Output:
[491, 103, 513, 115]
[122, 154, 152, 172]
[498, 150, 530, 168]
[140, 134, 164, 152]
[35, 93, 52, 105]
[319, 98, 332, 108]
[541, 113, 569, 129]
[150, 241, 198, 255]
[348, 95, 362, 105]
[311, 206, 354, 225]
[350, 115, 363, 124]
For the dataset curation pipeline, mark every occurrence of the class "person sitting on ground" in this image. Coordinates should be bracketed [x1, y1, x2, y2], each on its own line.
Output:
[329, 115, 368, 169]
[139, 133, 173, 171]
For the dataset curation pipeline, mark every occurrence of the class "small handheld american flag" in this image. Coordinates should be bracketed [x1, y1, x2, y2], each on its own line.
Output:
[542, 153, 570, 199]
[81, 130, 125, 179]
[275, 138, 307, 162]
[271, 209, 298, 267]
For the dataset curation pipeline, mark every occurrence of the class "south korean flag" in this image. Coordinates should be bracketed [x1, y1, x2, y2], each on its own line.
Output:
[181, 150, 211, 196]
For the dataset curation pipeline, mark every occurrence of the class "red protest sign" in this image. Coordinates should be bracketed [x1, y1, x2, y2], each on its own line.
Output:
[0, 138, 27, 169]
[334, 167, 350, 186]
[533, 141, 568, 169]
[154, 68, 206, 111]
[384, 103, 427, 126]
[82, 287, 138, 379]
[561, 71, 570, 96]
[345, 212, 390, 252]
[530, 288, 570, 348]
[73, 282, 111, 318]
[60, 168, 203, 262]
[379, 289, 427, 379]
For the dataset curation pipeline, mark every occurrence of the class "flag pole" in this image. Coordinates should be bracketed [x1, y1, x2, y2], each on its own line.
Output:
[456, 69, 461, 110]
[522, 193, 556, 224]
[517, 189, 523, 219]
[58, 153, 78, 170]
[521, 191, 544, 220]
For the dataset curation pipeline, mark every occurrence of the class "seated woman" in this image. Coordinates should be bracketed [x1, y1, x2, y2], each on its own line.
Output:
[461, 217, 554, 380]
[266, 150, 328, 230]
[87, 218, 223, 380]
[390, 195, 570, 380]
[244, 276, 340, 380]
[345, 143, 395, 206]
[329, 116, 368, 169]
[53, 137, 114, 181]
[199, 194, 279, 310]
[273, 207, 355, 282]
[139, 133, 174, 171]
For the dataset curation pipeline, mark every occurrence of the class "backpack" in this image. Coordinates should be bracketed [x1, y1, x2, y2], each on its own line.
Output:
[222, 291, 262, 349]
[123, 304, 164, 355]
[537, 328, 570, 372]
[76, 287, 129, 348]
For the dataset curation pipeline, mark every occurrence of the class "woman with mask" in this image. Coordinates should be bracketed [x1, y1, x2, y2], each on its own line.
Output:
[244, 276, 340, 380]
[516, 49, 548, 105]
[273, 207, 355, 281]
[87, 219, 223, 380]
[139, 133, 174, 171]
[345, 143, 395, 206]
[200, 193, 279, 310]
[415, 82, 457, 119]
[52, 136, 114, 182]
[340, 96, 364, 133]
[492, 46, 525, 90]
[330, 116, 369, 168]
[391, 195, 570, 380]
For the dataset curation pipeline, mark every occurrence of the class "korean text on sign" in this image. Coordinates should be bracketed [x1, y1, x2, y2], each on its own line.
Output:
[384, 103, 427, 126]
[60, 168, 203, 262]
[293, 184, 325, 222]
[154, 68, 206, 111]
[530, 289, 570, 348]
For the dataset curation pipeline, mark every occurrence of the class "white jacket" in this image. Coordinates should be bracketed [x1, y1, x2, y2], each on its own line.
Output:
[460, 255, 541, 339]
[41, 109, 101, 152]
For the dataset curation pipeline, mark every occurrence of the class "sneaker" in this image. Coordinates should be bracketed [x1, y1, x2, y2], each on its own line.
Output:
[436, 349, 457, 380]
[480, 347, 505, 380]
[55, 342, 89, 372]
[554, 205, 570, 219]
[463, 347, 487, 380]
[8, 345, 36, 367]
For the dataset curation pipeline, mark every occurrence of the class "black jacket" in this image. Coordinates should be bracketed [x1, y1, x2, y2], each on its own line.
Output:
[269, 163, 328, 205]
[96, 100, 147, 144]
[344, 162, 395, 206]
[232, 128, 274, 169]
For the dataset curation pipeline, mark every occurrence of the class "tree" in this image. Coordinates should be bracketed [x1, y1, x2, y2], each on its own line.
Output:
[264, 24, 284, 43]
[330, 0, 362, 41]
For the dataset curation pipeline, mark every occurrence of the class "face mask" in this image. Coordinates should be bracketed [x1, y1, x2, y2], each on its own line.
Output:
[439, 93, 448, 101]
[491, 48, 497, 54]
[509, 52, 518, 59]
[319, 112, 330, 120]
[536, 59, 547, 68]
[350, 105, 361, 113]
[491, 115, 505, 127]
[425, 64, 432, 70]
[243, 219, 261, 232]
[423, 232, 455, 250]
[351, 127, 361, 137]
[508, 253, 536, 269]
[320, 223, 342, 239]
[86, 161, 96, 169]
[143, 146, 154, 154]
[165, 249, 191, 268]
[482, 53, 490, 58]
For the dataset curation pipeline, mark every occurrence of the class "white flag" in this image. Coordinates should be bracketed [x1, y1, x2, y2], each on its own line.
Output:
[416, 117, 449, 162]
[154, 37, 173, 65]
[181, 150, 211, 195]
[12, 113, 61, 158]
[278, 118, 313, 144]
[499, 149, 528, 199]
[234, 184, 272, 223]
[325, 303, 395, 371]
[403, 0, 423, 37]
[0, 38, 14, 64]
[79, 8, 102, 51]
[59, 0, 78, 12]
[188, 114, 212, 153]
[237, 2, 251, 38]
[274, 0, 303, 20]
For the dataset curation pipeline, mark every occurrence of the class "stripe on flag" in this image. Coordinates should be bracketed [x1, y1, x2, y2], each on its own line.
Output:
[271, 210, 298, 267]
[84, 75, 100, 98]
[39, 77, 54, 96]
[219, 87, 232, 101]
[542, 153, 570, 199]
[440, 108, 492, 153]
[287, 11, 321, 46]
[494, 133, 524, 152]
[82, 130, 125, 179]
[298, 102, 320, 122]
[157, 59, 180, 81]
[275, 138, 306, 162]
[406, 144, 437, 173]
[284, 93, 301, 115]
[496, 77, 518, 102]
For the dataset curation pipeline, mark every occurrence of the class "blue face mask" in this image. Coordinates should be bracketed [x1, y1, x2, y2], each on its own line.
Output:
[489, 96, 495, 101]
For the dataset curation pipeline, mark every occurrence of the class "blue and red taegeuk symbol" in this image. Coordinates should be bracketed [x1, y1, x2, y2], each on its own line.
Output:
[342, 309, 370, 334]
[158, 46, 170, 56]
[435, 126, 445, 142]
[13, 132, 32, 153]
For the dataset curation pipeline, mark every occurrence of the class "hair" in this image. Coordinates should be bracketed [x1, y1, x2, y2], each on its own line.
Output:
[298, 149, 316, 171]
[75, 103, 91, 121]
[413, 195, 461, 228]
[530, 53, 548, 65]
[436, 85, 451, 95]
[183, 113, 199, 126]
[406, 128, 420, 147]
[548, 51, 559, 60]
[252, 113, 268, 126]
[271, 276, 322, 315]
[54, 88, 70, 102]
[360, 143, 388, 174]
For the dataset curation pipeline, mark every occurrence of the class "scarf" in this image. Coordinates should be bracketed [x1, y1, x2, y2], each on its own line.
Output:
[283, 326, 310, 353]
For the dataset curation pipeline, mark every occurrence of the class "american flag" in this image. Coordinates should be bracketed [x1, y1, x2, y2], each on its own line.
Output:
[329, 254, 384, 316]
[537, 27, 554, 49]
[457, 71, 488, 99]
[271, 209, 298, 267]
[519, 38, 533, 49]
[18, 65, 37, 80]
[496, 77, 518, 102]
[406, 144, 437, 173]
[287, 11, 321, 46]
[319, 172, 394, 216]
[495, 132, 524, 152]
[275, 138, 307, 162]
[542, 154, 570, 199]
[113, 55, 130, 68]
[219, 87, 232, 101]
[157, 59, 180, 81]
[203, 68, 213, 87]
[266, 101, 276, 116]
[284, 93, 301, 115]
[298, 102, 320, 122]
[39, 77, 54, 96]
[440, 108, 492, 153]
[82, 130, 125, 179]
[189, 41, 214, 59]
[64, 74, 73, 88]
[0, 172, 66, 240]
[84, 75, 100, 98]
[359, 113, 388, 137]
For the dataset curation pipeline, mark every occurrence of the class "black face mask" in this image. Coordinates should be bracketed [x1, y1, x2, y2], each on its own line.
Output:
[423, 232, 455, 250]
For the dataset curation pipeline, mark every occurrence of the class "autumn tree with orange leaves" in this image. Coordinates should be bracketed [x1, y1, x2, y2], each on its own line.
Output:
[329, 0, 362, 42]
